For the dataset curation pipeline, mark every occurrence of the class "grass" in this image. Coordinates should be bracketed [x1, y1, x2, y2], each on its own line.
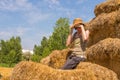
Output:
[0, 63, 16, 68]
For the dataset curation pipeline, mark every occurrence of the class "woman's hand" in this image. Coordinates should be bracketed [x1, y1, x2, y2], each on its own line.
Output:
[69, 25, 74, 34]
[79, 24, 84, 28]
[70, 25, 74, 29]
[66, 25, 74, 47]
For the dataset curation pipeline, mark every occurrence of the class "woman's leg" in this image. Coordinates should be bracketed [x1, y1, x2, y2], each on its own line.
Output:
[61, 55, 85, 70]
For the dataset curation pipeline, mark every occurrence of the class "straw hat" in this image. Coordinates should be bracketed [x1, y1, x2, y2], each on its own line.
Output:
[73, 18, 84, 28]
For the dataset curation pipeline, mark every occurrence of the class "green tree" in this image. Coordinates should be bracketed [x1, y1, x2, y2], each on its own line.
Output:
[9, 37, 22, 62]
[31, 54, 41, 62]
[33, 36, 49, 56]
[33, 36, 49, 62]
[0, 42, 2, 63]
[48, 17, 69, 51]
[6, 50, 16, 67]
[33, 18, 69, 59]
[0, 36, 22, 67]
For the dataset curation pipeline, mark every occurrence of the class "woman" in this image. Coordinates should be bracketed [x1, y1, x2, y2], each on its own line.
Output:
[61, 18, 89, 70]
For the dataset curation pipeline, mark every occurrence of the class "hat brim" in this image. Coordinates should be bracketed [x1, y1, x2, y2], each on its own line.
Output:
[73, 22, 85, 28]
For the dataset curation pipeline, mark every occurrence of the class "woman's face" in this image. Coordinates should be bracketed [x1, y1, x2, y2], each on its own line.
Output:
[76, 27, 81, 33]
[74, 24, 81, 33]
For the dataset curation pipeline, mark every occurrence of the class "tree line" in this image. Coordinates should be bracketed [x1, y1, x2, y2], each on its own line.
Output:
[0, 37, 22, 67]
[0, 18, 70, 67]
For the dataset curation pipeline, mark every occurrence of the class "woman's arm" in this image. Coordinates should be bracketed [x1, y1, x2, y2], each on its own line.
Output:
[66, 25, 74, 47]
[80, 25, 89, 41]
[85, 30, 90, 40]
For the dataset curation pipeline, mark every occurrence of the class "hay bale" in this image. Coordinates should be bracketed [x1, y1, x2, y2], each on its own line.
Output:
[0, 67, 12, 80]
[40, 56, 50, 65]
[10, 61, 96, 80]
[40, 49, 71, 69]
[86, 38, 120, 79]
[86, 9, 120, 47]
[94, 0, 120, 16]
[1, 76, 10, 80]
[0, 73, 2, 79]
[10, 61, 119, 80]
[76, 62, 118, 80]
[86, 38, 120, 61]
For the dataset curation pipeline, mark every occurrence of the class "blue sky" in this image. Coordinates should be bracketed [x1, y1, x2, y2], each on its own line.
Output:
[0, 0, 105, 50]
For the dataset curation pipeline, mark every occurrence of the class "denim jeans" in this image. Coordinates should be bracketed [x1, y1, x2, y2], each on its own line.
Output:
[61, 55, 86, 70]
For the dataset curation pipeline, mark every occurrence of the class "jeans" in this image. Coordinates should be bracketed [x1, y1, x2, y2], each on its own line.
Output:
[61, 55, 86, 70]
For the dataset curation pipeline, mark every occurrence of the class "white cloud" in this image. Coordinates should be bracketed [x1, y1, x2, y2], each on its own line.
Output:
[44, 0, 59, 5]
[22, 49, 33, 54]
[25, 11, 51, 24]
[77, 0, 88, 4]
[0, 31, 11, 37]
[44, 0, 60, 9]
[50, 0, 59, 4]
[0, 0, 51, 24]
[0, 27, 30, 39]
[16, 27, 30, 35]
[44, 0, 74, 18]
[0, 0, 33, 11]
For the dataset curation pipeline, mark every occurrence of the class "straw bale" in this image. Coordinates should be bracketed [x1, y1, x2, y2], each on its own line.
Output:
[86, 38, 120, 79]
[86, 10, 120, 47]
[0, 67, 12, 80]
[10, 61, 119, 80]
[40, 49, 72, 69]
[10, 61, 96, 80]
[40, 56, 50, 65]
[1, 76, 10, 80]
[76, 62, 118, 80]
[94, 0, 120, 16]
[86, 38, 120, 60]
